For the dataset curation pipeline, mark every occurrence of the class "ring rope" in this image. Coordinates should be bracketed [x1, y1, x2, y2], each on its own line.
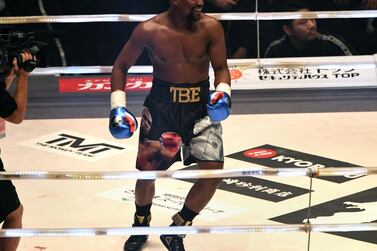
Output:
[0, 223, 376, 237]
[305, 176, 314, 251]
[1, 167, 376, 180]
[0, 10, 376, 24]
[1, 9, 375, 244]
[32, 65, 148, 75]
[30, 55, 377, 76]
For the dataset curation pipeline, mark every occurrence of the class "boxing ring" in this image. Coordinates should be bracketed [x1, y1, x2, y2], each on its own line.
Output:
[1, 6, 377, 251]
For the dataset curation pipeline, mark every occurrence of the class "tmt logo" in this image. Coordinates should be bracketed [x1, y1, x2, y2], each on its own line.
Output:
[45, 133, 124, 155]
[20, 130, 135, 162]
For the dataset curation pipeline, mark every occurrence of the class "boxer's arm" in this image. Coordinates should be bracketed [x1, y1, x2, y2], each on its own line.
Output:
[207, 18, 231, 88]
[206, 19, 231, 121]
[111, 22, 149, 92]
[109, 22, 149, 139]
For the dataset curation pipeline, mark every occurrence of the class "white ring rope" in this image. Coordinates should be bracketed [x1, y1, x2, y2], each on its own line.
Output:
[0, 11, 376, 24]
[30, 55, 377, 76]
[31, 65, 149, 75]
[2, 10, 376, 243]
[1, 167, 376, 180]
[0, 223, 376, 237]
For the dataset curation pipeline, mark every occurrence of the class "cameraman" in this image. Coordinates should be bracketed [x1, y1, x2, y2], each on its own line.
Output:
[0, 51, 34, 251]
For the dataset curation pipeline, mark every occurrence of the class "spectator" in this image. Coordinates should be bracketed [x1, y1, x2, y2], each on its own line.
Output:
[322, 0, 376, 55]
[263, 1, 355, 58]
[291, 0, 376, 55]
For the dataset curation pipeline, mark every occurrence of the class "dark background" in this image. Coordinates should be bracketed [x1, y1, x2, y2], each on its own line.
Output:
[1, 0, 376, 120]
[1, 0, 376, 67]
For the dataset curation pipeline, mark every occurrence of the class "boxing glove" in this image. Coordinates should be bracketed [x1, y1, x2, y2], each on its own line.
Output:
[206, 83, 231, 121]
[109, 90, 138, 139]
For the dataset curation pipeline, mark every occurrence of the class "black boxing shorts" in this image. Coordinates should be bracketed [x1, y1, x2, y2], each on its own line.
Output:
[0, 157, 21, 223]
[136, 78, 224, 171]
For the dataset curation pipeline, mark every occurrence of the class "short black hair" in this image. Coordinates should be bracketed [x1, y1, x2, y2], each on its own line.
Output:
[277, 0, 311, 12]
[276, 0, 312, 27]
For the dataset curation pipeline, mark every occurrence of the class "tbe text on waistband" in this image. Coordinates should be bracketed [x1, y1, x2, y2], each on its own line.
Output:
[170, 86, 201, 103]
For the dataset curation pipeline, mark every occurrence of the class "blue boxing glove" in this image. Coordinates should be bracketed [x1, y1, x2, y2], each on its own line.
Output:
[207, 83, 231, 121]
[109, 90, 138, 139]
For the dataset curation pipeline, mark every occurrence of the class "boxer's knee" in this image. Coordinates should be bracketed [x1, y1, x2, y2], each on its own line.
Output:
[197, 161, 224, 187]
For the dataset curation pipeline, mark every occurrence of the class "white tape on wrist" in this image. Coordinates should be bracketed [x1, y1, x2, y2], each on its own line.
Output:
[111, 90, 126, 109]
[216, 83, 231, 97]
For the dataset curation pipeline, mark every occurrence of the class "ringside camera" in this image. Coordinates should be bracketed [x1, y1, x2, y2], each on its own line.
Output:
[0, 30, 44, 75]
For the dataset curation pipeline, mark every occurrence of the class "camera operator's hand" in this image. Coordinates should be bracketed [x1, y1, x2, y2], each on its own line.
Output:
[4, 52, 34, 89]
[14, 51, 35, 77]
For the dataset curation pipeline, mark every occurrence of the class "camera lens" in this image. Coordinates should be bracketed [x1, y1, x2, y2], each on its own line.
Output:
[18, 44, 40, 72]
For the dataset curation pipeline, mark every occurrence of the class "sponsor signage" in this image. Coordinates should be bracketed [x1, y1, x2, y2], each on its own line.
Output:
[19, 130, 136, 161]
[210, 55, 377, 90]
[97, 185, 247, 222]
[270, 187, 377, 245]
[227, 144, 362, 183]
[181, 165, 310, 202]
[59, 75, 153, 93]
[55, 56, 377, 92]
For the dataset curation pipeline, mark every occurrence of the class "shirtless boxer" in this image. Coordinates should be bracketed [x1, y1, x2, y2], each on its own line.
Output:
[109, 1, 231, 250]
